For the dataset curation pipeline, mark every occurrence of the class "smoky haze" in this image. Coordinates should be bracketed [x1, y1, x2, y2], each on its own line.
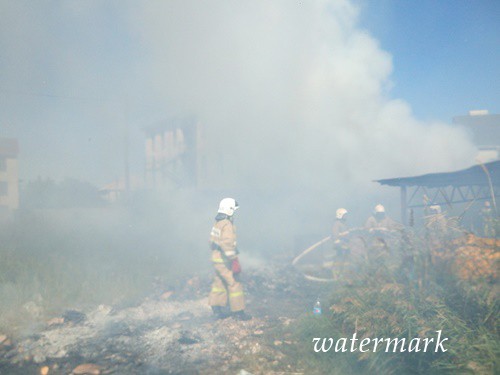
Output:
[1, 1, 475, 187]
[134, 0, 475, 189]
[0, 0, 480, 331]
[127, 0, 477, 246]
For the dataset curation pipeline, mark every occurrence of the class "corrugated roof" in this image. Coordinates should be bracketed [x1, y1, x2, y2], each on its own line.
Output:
[376, 160, 500, 188]
[0, 137, 19, 157]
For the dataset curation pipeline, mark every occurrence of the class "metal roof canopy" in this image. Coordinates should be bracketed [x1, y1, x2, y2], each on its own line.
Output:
[377, 160, 500, 188]
[375, 160, 500, 225]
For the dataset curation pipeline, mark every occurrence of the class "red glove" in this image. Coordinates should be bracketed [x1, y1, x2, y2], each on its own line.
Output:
[231, 258, 242, 274]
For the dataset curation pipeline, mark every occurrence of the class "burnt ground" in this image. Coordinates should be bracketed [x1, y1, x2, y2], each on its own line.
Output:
[0, 258, 324, 375]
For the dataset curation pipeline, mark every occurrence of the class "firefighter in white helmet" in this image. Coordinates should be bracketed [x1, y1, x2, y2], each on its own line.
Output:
[332, 208, 350, 248]
[328, 208, 351, 278]
[425, 205, 449, 248]
[480, 201, 496, 237]
[365, 204, 402, 231]
[208, 198, 251, 321]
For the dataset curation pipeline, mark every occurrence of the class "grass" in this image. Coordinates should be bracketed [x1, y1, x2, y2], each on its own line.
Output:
[0, 205, 208, 336]
[283, 229, 499, 374]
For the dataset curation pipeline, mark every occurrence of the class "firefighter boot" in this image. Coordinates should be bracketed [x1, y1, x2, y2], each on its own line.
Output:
[233, 310, 252, 321]
[211, 306, 230, 320]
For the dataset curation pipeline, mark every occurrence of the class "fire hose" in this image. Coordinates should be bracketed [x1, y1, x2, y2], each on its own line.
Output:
[292, 228, 399, 282]
[292, 236, 337, 283]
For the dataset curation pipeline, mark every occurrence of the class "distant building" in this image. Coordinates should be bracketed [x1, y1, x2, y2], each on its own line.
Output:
[99, 176, 143, 203]
[453, 110, 500, 163]
[143, 117, 224, 190]
[0, 137, 19, 211]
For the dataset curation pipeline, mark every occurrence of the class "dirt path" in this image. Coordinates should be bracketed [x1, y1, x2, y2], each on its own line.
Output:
[0, 261, 320, 375]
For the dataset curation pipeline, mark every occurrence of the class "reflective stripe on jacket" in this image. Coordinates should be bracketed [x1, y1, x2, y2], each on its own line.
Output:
[210, 219, 237, 260]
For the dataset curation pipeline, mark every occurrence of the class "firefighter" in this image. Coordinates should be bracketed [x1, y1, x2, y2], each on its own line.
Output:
[332, 208, 350, 256]
[427, 205, 448, 229]
[329, 208, 351, 280]
[365, 204, 403, 232]
[425, 205, 448, 248]
[480, 201, 496, 237]
[208, 198, 251, 321]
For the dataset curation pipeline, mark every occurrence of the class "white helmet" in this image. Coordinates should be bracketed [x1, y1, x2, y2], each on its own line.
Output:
[374, 204, 385, 213]
[336, 208, 348, 219]
[218, 198, 239, 216]
[430, 205, 441, 214]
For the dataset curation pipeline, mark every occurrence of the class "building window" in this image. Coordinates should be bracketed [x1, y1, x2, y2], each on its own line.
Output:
[0, 158, 6, 171]
[0, 181, 7, 196]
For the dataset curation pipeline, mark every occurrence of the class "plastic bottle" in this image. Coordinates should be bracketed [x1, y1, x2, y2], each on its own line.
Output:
[313, 298, 322, 315]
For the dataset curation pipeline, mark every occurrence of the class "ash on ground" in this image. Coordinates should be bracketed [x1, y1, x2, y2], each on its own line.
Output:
[0, 262, 316, 375]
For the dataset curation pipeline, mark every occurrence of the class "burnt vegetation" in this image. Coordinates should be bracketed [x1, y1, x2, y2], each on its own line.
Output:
[291, 227, 499, 374]
[0, 206, 498, 374]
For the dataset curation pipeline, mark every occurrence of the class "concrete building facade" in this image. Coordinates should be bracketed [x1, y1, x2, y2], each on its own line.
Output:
[0, 137, 19, 211]
[453, 110, 500, 163]
[143, 118, 224, 190]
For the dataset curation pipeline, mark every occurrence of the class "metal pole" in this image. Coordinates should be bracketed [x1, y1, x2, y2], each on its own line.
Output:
[478, 161, 498, 216]
[123, 96, 130, 201]
[401, 185, 407, 225]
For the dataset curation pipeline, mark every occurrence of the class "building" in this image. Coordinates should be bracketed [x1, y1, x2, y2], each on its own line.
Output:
[0, 137, 19, 212]
[143, 117, 198, 189]
[143, 117, 225, 190]
[99, 176, 143, 203]
[453, 110, 500, 163]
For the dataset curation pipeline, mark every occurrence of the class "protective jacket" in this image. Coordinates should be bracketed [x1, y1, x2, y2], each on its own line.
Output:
[480, 207, 496, 237]
[210, 215, 238, 262]
[365, 215, 402, 231]
[208, 214, 245, 312]
[332, 219, 350, 258]
[332, 220, 349, 239]
[425, 213, 448, 233]
[425, 213, 449, 248]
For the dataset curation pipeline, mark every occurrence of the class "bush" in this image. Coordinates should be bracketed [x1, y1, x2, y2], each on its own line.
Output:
[291, 230, 499, 374]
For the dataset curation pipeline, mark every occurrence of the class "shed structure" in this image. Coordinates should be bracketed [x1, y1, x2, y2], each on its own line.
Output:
[143, 118, 200, 189]
[375, 160, 500, 225]
[0, 137, 19, 211]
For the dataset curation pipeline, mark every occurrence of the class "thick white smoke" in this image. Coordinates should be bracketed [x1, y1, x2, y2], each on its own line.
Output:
[0, 1, 483, 334]
[0, 0, 478, 247]
[0, 0, 476, 191]
[131, 0, 476, 193]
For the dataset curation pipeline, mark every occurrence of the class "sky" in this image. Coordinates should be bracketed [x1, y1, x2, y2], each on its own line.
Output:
[357, 0, 499, 121]
[0, 0, 497, 188]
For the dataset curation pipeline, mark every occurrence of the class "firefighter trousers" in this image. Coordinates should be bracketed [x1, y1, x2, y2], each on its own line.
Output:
[208, 262, 245, 312]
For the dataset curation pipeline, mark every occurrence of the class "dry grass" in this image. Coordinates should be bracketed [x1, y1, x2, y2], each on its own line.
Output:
[0, 206, 206, 336]
[289, 229, 499, 374]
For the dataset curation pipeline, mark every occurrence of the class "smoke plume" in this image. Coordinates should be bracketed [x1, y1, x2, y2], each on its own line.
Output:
[131, 0, 475, 193]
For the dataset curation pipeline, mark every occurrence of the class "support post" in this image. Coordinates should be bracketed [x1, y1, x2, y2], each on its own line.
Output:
[401, 185, 407, 226]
